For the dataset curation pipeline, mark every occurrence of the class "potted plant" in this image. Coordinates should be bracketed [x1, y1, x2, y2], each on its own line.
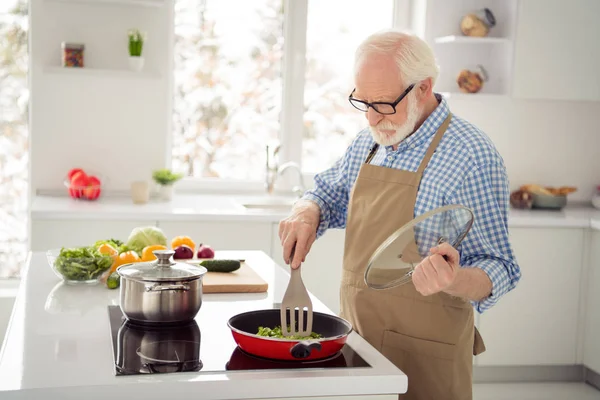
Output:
[152, 169, 183, 201]
[128, 28, 146, 71]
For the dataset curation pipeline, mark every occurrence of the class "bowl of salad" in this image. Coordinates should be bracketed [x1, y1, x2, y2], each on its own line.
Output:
[47, 246, 115, 285]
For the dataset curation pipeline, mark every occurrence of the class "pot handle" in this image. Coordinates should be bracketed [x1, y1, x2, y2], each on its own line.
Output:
[290, 341, 322, 359]
[145, 283, 190, 292]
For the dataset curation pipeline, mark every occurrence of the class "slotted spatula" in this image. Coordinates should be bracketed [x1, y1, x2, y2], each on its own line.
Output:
[280, 247, 313, 337]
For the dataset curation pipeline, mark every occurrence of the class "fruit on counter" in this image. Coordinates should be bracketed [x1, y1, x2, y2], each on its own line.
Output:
[199, 259, 241, 273]
[125, 226, 168, 255]
[171, 235, 196, 251]
[197, 243, 215, 259]
[97, 243, 118, 257]
[173, 245, 194, 260]
[66, 168, 103, 201]
[141, 244, 168, 261]
[106, 250, 141, 276]
[106, 271, 120, 289]
[53, 246, 114, 281]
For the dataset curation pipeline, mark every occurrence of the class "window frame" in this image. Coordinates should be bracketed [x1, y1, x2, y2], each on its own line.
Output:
[171, 0, 411, 194]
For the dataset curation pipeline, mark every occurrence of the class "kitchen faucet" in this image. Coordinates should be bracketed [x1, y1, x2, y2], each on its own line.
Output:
[265, 144, 306, 198]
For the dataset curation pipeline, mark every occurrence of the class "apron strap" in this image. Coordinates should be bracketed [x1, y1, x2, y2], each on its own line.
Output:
[416, 112, 452, 175]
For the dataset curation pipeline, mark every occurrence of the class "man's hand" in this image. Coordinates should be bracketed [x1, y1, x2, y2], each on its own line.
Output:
[278, 200, 321, 269]
[411, 243, 460, 296]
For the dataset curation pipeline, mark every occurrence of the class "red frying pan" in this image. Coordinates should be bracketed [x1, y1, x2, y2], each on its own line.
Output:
[227, 309, 352, 361]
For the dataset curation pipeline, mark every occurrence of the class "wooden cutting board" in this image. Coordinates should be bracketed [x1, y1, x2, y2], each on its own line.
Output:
[201, 261, 269, 294]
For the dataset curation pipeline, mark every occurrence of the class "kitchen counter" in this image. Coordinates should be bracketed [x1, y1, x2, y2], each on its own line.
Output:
[0, 250, 406, 400]
[30, 194, 600, 228]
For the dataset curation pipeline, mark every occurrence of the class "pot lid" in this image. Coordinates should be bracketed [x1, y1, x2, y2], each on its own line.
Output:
[364, 204, 474, 290]
[117, 250, 207, 282]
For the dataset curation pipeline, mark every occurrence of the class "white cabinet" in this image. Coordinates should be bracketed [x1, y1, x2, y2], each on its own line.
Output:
[30, 219, 157, 251]
[512, 0, 600, 102]
[477, 227, 585, 366]
[157, 221, 272, 255]
[584, 230, 600, 374]
[270, 223, 346, 315]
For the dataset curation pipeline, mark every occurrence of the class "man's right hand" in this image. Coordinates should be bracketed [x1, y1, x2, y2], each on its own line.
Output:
[278, 200, 321, 270]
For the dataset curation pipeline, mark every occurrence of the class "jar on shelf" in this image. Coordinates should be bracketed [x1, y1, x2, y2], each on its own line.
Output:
[460, 8, 496, 37]
[61, 42, 85, 67]
[592, 186, 600, 210]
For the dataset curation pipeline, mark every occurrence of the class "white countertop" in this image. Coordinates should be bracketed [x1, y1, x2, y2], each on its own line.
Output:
[30, 194, 600, 229]
[0, 251, 407, 400]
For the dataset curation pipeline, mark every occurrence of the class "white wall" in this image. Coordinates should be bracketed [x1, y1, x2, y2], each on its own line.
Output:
[447, 97, 600, 203]
[29, 0, 172, 193]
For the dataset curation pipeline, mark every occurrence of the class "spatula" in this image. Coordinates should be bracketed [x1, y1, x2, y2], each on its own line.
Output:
[280, 247, 313, 338]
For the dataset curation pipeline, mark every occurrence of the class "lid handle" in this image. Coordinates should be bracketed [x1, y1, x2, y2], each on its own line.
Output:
[154, 250, 175, 267]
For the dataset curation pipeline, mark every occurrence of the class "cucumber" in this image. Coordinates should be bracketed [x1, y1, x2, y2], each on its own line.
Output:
[106, 271, 120, 289]
[200, 259, 241, 273]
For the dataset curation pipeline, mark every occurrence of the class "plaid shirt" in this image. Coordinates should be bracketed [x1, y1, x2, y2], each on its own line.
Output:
[302, 94, 521, 313]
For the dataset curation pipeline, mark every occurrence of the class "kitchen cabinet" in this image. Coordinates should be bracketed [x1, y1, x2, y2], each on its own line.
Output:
[29, 219, 157, 251]
[270, 224, 346, 315]
[158, 221, 272, 256]
[512, 0, 600, 102]
[584, 230, 600, 374]
[477, 227, 585, 366]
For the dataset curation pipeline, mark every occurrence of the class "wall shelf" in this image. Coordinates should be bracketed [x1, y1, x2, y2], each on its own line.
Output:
[45, 0, 165, 7]
[43, 66, 161, 80]
[434, 35, 510, 44]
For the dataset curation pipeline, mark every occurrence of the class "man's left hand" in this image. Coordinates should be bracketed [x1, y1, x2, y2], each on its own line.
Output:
[411, 243, 460, 296]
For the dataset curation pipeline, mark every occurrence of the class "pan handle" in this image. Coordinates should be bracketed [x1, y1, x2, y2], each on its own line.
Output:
[290, 341, 322, 359]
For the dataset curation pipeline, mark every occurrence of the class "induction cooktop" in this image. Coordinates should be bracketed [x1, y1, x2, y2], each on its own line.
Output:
[107, 305, 371, 376]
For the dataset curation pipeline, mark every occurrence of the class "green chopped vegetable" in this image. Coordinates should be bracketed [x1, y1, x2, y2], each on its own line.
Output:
[106, 271, 120, 289]
[53, 246, 114, 281]
[257, 326, 322, 340]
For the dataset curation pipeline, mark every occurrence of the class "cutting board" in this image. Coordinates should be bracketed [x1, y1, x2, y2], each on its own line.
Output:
[200, 261, 269, 294]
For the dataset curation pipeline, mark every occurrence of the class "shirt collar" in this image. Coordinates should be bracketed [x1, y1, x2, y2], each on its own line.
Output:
[384, 93, 450, 152]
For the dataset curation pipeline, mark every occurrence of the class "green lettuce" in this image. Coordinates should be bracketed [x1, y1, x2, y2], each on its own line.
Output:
[125, 226, 167, 255]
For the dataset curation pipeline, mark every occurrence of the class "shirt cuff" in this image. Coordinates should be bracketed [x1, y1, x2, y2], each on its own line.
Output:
[464, 257, 513, 313]
[299, 192, 331, 238]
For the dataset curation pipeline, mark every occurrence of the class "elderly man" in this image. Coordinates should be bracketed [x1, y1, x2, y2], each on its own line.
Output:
[278, 30, 521, 400]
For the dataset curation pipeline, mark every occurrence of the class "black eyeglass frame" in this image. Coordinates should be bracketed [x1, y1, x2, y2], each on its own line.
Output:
[348, 84, 416, 115]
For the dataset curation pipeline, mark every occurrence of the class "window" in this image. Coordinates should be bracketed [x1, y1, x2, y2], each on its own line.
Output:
[303, 1, 394, 173]
[173, 0, 400, 183]
[172, 0, 283, 180]
[0, 0, 28, 279]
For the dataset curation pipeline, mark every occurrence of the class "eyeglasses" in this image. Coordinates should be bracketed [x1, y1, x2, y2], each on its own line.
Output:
[348, 84, 415, 115]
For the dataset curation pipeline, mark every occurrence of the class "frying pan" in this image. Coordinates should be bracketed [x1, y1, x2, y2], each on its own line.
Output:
[227, 309, 352, 361]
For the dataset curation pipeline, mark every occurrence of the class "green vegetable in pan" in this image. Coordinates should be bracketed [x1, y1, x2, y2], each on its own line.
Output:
[257, 326, 322, 340]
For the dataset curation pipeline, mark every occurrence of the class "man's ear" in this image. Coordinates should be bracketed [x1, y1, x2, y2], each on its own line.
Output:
[418, 78, 433, 97]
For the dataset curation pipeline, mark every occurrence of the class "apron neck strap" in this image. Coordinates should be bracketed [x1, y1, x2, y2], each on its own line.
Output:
[363, 112, 452, 168]
[416, 112, 452, 175]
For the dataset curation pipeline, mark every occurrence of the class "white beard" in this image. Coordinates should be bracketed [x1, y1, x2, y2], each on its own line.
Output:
[370, 95, 421, 147]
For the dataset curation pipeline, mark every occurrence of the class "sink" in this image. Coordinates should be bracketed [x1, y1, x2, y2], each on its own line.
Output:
[236, 195, 297, 211]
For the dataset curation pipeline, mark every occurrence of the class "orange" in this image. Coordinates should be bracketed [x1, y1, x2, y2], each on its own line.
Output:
[141, 244, 168, 261]
[171, 235, 196, 251]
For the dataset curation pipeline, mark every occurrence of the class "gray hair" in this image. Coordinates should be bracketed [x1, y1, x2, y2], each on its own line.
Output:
[354, 29, 440, 87]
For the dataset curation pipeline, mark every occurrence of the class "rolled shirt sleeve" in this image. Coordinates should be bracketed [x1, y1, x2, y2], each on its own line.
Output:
[448, 161, 522, 313]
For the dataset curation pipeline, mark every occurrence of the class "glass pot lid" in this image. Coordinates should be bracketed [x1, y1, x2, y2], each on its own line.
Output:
[118, 250, 207, 282]
[364, 204, 474, 290]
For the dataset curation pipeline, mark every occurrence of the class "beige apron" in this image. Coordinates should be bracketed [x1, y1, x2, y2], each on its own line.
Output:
[340, 113, 486, 400]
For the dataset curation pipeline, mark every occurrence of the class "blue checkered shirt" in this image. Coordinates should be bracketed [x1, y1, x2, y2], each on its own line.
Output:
[302, 94, 521, 313]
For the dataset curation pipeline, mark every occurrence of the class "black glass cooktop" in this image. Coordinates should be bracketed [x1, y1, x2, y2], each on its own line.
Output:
[107, 305, 371, 376]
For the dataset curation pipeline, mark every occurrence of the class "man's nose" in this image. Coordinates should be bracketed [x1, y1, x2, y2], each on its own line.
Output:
[366, 107, 383, 126]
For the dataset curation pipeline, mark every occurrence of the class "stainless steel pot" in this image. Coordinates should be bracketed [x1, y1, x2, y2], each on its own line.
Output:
[117, 249, 207, 325]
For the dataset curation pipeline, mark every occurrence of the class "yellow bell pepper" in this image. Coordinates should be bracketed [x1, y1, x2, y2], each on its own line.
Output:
[171, 235, 196, 251]
[141, 244, 168, 261]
